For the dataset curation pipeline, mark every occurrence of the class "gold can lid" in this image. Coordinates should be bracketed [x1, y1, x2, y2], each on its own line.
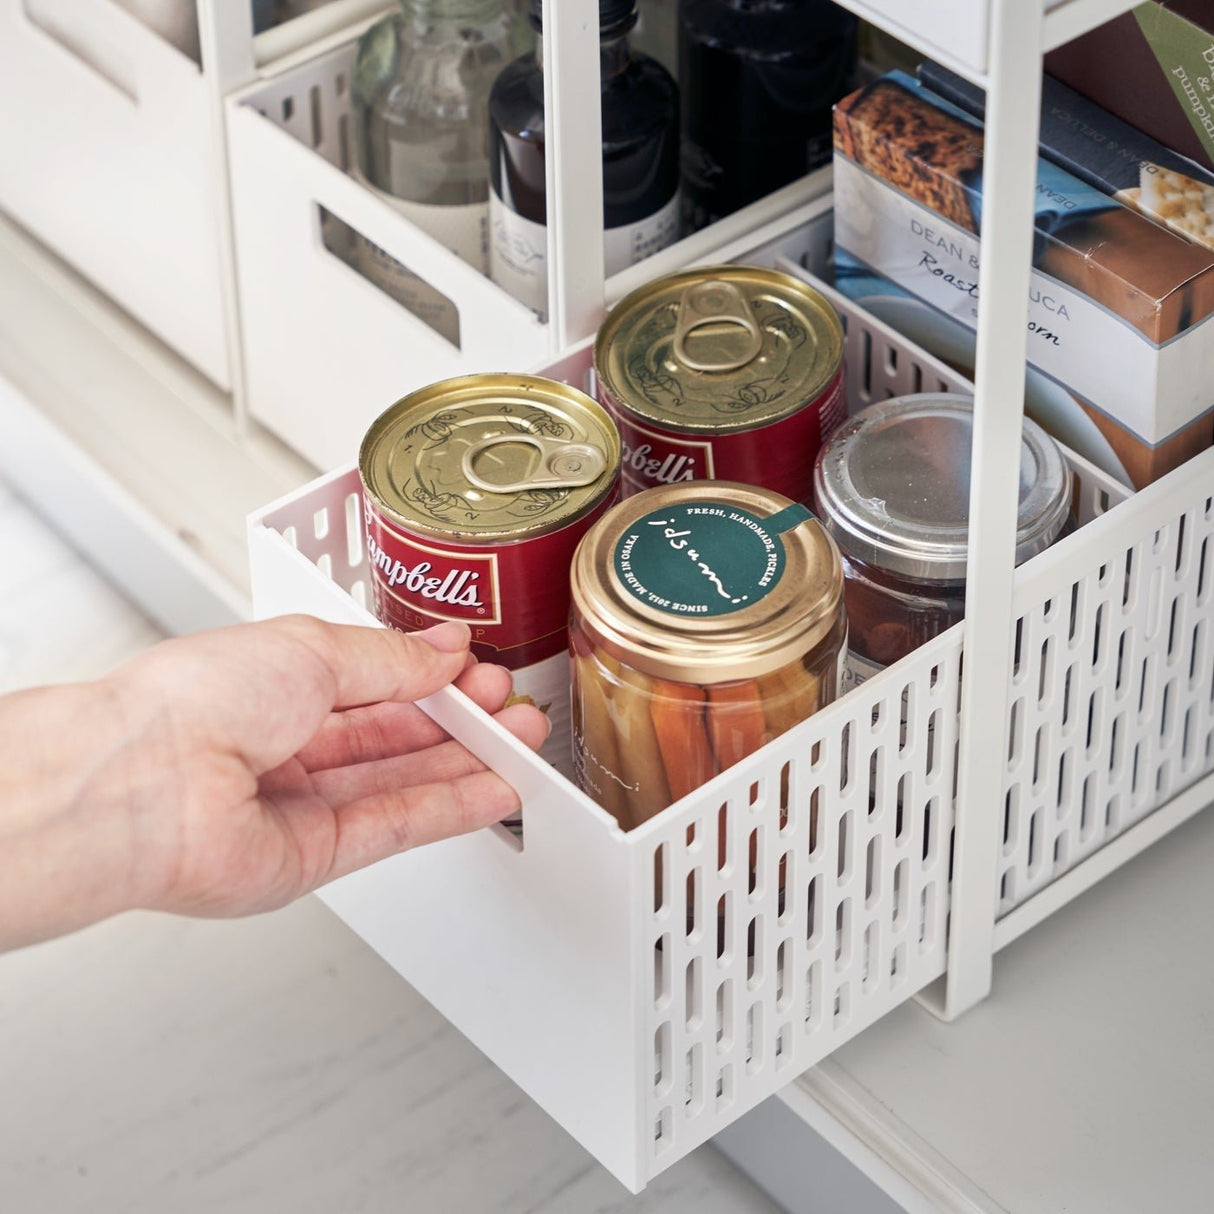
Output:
[360, 374, 620, 541]
[571, 481, 844, 684]
[594, 265, 844, 434]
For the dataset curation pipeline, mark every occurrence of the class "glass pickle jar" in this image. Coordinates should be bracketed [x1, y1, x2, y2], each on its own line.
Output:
[569, 481, 846, 831]
[812, 394, 1074, 687]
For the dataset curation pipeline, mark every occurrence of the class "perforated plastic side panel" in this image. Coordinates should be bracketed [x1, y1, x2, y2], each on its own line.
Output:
[1000, 475, 1214, 911]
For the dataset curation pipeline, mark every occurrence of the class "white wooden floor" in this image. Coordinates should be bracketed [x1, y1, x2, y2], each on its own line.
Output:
[0, 478, 164, 690]
[0, 480, 783, 1214]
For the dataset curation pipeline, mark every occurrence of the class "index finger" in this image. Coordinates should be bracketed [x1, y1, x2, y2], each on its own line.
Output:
[118, 616, 476, 776]
[270, 616, 474, 711]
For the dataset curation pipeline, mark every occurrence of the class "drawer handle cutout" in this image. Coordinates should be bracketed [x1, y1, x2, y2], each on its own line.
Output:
[319, 206, 463, 350]
[23, 0, 139, 103]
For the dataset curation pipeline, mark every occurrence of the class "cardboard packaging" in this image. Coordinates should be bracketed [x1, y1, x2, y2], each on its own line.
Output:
[920, 61, 1214, 252]
[1045, 1, 1214, 175]
[831, 70, 1214, 490]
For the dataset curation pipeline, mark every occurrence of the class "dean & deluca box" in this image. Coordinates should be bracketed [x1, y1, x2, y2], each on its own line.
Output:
[1045, 1, 1214, 175]
[831, 70, 1214, 490]
[918, 62, 1214, 253]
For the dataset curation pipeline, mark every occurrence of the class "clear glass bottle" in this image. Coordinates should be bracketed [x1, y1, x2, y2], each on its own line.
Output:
[678, 0, 858, 232]
[352, 0, 527, 273]
[488, 0, 681, 320]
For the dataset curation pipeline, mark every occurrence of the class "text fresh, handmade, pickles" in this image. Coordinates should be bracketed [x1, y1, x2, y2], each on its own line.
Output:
[569, 481, 847, 829]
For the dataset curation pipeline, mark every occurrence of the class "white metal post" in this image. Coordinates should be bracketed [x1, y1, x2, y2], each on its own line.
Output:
[195, 0, 254, 433]
[924, 0, 1047, 1021]
[197, 0, 258, 91]
[543, 0, 608, 350]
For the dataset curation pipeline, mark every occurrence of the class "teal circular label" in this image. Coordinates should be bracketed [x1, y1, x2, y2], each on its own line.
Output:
[614, 502, 799, 617]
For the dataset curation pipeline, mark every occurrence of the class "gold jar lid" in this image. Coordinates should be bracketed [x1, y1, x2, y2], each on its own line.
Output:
[594, 265, 844, 434]
[571, 481, 844, 684]
[360, 374, 620, 541]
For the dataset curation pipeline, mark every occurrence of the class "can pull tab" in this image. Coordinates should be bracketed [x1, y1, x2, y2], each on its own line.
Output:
[461, 434, 607, 495]
[673, 279, 763, 372]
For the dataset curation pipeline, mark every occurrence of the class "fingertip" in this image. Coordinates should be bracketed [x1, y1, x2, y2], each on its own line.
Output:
[412, 621, 471, 654]
[454, 662, 513, 712]
[494, 702, 552, 753]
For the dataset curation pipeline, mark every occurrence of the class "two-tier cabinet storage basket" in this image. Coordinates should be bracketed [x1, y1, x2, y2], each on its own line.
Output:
[249, 0, 1214, 1192]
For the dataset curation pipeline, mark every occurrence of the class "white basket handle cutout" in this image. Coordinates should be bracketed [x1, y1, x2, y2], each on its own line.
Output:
[23, 0, 140, 102]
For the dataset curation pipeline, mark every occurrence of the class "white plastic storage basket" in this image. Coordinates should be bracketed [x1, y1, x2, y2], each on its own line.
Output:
[0, 0, 232, 386]
[224, 29, 827, 471]
[0, 0, 389, 391]
[248, 208, 1214, 1189]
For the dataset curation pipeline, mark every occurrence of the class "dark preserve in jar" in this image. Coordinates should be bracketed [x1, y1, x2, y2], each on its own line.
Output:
[488, 0, 680, 319]
[812, 395, 1075, 686]
[678, 0, 858, 231]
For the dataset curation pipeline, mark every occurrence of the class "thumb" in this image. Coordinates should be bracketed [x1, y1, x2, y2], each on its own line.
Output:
[287, 617, 475, 710]
[241, 617, 475, 772]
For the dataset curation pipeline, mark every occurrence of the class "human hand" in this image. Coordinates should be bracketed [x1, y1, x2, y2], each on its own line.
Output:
[0, 616, 548, 950]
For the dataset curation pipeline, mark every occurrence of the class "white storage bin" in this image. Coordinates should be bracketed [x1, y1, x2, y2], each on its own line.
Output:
[843, 0, 1073, 78]
[0, 0, 389, 391]
[0, 0, 232, 385]
[225, 30, 826, 470]
[247, 206, 1214, 1190]
[226, 37, 548, 469]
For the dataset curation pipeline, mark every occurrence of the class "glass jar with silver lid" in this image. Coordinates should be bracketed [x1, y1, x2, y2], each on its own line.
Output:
[812, 393, 1074, 686]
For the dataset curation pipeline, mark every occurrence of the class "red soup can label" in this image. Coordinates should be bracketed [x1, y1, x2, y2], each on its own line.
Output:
[595, 266, 846, 503]
[359, 374, 621, 777]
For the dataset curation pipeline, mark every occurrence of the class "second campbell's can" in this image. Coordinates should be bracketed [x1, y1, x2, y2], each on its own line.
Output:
[359, 373, 621, 776]
[594, 265, 846, 502]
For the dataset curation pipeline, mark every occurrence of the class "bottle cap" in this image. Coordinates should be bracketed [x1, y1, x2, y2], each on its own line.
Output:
[572, 481, 844, 683]
[813, 394, 1073, 582]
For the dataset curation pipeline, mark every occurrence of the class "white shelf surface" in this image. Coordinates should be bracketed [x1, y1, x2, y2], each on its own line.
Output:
[736, 799, 1214, 1213]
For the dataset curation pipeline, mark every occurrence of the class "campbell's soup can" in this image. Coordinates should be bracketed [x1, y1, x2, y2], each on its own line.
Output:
[594, 265, 845, 502]
[359, 373, 621, 779]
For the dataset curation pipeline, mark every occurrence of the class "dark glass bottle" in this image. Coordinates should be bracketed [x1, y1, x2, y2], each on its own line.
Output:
[678, 0, 858, 232]
[488, 0, 681, 319]
[352, 0, 526, 271]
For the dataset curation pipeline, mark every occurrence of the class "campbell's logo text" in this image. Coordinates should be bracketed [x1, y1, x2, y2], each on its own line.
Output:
[365, 529, 500, 624]
[619, 425, 714, 490]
